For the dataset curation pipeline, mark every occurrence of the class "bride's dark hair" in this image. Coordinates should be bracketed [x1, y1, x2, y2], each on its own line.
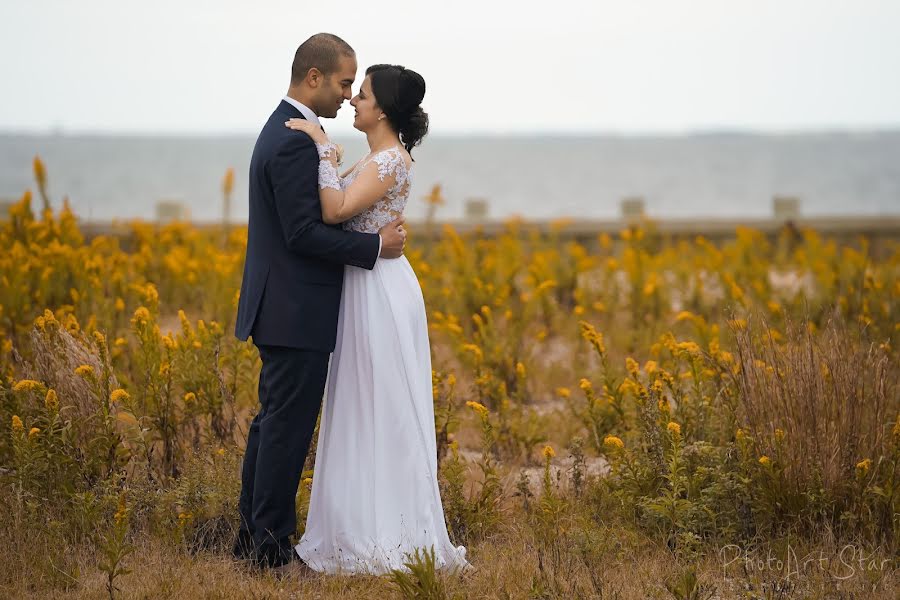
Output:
[366, 64, 428, 158]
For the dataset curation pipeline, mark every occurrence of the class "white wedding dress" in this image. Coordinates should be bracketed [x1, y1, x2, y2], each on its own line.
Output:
[295, 146, 469, 575]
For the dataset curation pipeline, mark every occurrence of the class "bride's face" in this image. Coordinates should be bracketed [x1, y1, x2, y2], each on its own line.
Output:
[350, 75, 382, 132]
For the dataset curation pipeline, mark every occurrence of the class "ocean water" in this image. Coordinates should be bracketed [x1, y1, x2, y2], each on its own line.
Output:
[1, 132, 899, 222]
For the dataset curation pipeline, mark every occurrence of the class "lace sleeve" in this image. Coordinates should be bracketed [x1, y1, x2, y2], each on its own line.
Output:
[315, 142, 341, 191]
[372, 148, 409, 186]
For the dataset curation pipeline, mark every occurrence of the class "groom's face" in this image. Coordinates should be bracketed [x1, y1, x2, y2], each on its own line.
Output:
[316, 54, 357, 119]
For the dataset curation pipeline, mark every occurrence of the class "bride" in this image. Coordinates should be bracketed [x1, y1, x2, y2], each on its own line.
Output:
[283, 64, 469, 575]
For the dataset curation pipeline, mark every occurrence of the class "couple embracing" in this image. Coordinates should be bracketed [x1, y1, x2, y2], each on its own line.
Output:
[233, 32, 469, 577]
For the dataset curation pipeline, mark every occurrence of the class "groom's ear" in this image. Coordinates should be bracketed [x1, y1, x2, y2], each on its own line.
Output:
[305, 67, 324, 89]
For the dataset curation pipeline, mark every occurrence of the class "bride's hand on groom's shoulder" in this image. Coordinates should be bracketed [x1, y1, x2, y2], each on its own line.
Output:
[284, 118, 327, 144]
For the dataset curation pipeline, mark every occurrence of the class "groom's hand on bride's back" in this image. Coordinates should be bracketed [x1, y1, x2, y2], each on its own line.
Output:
[378, 216, 407, 259]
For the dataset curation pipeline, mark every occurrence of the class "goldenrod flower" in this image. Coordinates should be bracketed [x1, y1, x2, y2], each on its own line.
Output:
[114, 297, 125, 312]
[675, 311, 695, 322]
[92, 330, 106, 347]
[446, 373, 456, 387]
[74, 364, 94, 378]
[516, 362, 526, 379]
[667, 421, 681, 436]
[302, 477, 313, 486]
[675, 341, 701, 356]
[466, 401, 488, 418]
[856, 458, 871, 474]
[460, 343, 483, 361]
[735, 428, 746, 442]
[579, 378, 593, 394]
[28, 427, 40, 440]
[727, 318, 747, 331]
[480, 305, 491, 317]
[217, 448, 226, 457]
[573, 305, 585, 316]
[131, 306, 151, 327]
[536, 280, 557, 293]
[11, 415, 24, 435]
[542, 445, 555, 459]
[774, 428, 785, 442]
[45, 389, 59, 411]
[33, 155, 46, 188]
[13, 379, 42, 393]
[603, 435, 624, 450]
[183, 392, 197, 404]
[162, 334, 176, 350]
[625, 357, 640, 377]
[643, 360, 658, 374]
[110, 389, 130, 404]
[556, 387, 571, 398]
[758, 455, 771, 467]
[579, 321, 606, 356]
[159, 362, 170, 377]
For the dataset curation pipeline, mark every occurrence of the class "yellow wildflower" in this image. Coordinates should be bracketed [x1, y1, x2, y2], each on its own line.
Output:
[579, 378, 593, 394]
[460, 344, 483, 361]
[74, 364, 94, 378]
[758, 455, 771, 467]
[28, 427, 40, 440]
[516, 362, 526, 379]
[217, 448, 226, 457]
[45, 389, 58, 411]
[643, 360, 658, 375]
[727, 318, 748, 331]
[774, 428, 785, 442]
[114, 337, 127, 347]
[33, 155, 46, 188]
[466, 401, 489, 418]
[667, 421, 681, 436]
[573, 305, 585, 316]
[13, 379, 42, 393]
[11, 415, 24, 435]
[556, 387, 571, 398]
[856, 458, 871, 474]
[625, 357, 640, 377]
[114, 297, 125, 312]
[302, 477, 313, 486]
[579, 321, 606, 356]
[183, 392, 197, 404]
[675, 311, 695, 322]
[131, 306, 151, 327]
[542, 445, 556, 459]
[446, 373, 457, 387]
[110, 389, 130, 404]
[603, 435, 624, 450]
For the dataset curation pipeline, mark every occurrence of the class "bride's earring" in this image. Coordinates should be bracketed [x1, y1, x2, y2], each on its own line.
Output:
[378, 115, 385, 121]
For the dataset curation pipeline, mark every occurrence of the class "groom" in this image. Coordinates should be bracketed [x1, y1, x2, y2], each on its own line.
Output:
[233, 33, 406, 570]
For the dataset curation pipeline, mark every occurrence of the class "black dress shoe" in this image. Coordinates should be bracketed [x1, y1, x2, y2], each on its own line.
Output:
[231, 529, 256, 561]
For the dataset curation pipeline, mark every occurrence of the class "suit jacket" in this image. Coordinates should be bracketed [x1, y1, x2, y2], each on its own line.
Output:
[234, 100, 380, 351]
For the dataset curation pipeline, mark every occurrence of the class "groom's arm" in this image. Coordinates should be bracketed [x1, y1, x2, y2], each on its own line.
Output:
[270, 134, 380, 270]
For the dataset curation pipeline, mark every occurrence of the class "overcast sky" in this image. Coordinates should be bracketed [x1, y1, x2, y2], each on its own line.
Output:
[2, 0, 899, 135]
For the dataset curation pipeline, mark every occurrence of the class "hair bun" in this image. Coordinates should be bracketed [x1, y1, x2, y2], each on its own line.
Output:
[366, 64, 429, 157]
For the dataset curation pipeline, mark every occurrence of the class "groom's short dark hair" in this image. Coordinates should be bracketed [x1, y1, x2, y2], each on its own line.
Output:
[291, 33, 355, 84]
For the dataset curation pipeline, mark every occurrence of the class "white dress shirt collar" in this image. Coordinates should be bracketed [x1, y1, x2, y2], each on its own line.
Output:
[283, 96, 321, 127]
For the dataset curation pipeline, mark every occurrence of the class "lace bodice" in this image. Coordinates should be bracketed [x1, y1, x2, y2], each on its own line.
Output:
[339, 147, 412, 233]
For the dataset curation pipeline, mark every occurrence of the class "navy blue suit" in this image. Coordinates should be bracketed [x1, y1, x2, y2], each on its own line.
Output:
[233, 100, 380, 567]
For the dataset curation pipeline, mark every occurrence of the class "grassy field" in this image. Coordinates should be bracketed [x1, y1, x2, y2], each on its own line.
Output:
[0, 163, 897, 598]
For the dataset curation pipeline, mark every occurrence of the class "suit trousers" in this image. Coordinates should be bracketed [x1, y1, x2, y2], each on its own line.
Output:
[237, 343, 329, 567]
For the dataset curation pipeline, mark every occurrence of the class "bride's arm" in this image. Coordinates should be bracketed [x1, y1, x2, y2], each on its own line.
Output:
[284, 118, 403, 224]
